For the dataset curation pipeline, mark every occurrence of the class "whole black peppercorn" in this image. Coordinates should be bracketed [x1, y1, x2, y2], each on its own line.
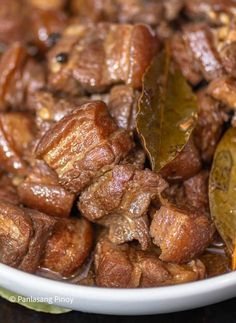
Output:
[56, 52, 68, 63]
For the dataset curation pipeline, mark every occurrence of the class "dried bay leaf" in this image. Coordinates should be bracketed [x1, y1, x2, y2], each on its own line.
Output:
[209, 127, 236, 269]
[137, 45, 198, 172]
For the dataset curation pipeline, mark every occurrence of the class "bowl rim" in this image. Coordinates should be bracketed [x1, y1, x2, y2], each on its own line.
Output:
[0, 262, 235, 302]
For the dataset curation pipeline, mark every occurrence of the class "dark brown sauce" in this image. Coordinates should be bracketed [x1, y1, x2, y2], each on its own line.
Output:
[37, 253, 95, 286]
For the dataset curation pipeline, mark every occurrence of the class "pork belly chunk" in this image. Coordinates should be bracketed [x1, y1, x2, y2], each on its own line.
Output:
[150, 205, 214, 263]
[0, 0, 28, 46]
[0, 200, 55, 272]
[171, 32, 202, 85]
[160, 137, 202, 182]
[164, 170, 210, 215]
[0, 42, 46, 111]
[108, 85, 139, 131]
[194, 89, 226, 162]
[79, 164, 167, 249]
[30, 7, 67, 53]
[183, 24, 224, 81]
[41, 217, 93, 277]
[220, 42, 236, 78]
[0, 112, 34, 175]
[79, 164, 167, 221]
[47, 22, 158, 94]
[207, 76, 236, 109]
[95, 235, 205, 288]
[183, 171, 210, 214]
[18, 208, 56, 273]
[18, 160, 75, 217]
[0, 175, 20, 205]
[36, 101, 134, 194]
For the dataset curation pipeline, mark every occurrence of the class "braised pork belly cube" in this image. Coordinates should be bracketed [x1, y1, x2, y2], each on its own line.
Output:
[182, 24, 224, 81]
[220, 43, 236, 78]
[183, 171, 210, 214]
[108, 85, 139, 131]
[40, 217, 93, 277]
[0, 200, 55, 272]
[160, 137, 202, 182]
[0, 0, 28, 46]
[18, 208, 56, 272]
[0, 42, 46, 111]
[18, 160, 75, 217]
[184, 0, 236, 25]
[47, 22, 158, 94]
[30, 8, 67, 53]
[163, 171, 210, 215]
[102, 213, 150, 250]
[194, 90, 226, 162]
[36, 101, 134, 194]
[207, 76, 236, 109]
[0, 112, 34, 175]
[79, 164, 167, 249]
[171, 32, 202, 85]
[150, 205, 214, 263]
[0, 175, 20, 205]
[79, 164, 167, 221]
[0, 43, 27, 110]
[94, 235, 205, 288]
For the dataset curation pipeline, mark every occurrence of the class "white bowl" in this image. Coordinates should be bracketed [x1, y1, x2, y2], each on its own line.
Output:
[0, 263, 236, 315]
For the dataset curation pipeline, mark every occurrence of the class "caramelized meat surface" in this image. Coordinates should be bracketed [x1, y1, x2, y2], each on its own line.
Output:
[0, 175, 20, 205]
[0, 112, 34, 175]
[36, 101, 134, 194]
[183, 24, 224, 81]
[30, 8, 67, 53]
[47, 22, 158, 93]
[41, 217, 93, 277]
[0, 42, 46, 111]
[108, 85, 139, 131]
[95, 235, 205, 288]
[18, 160, 75, 217]
[0, 200, 55, 272]
[150, 205, 214, 263]
[194, 90, 226, 162]
[79, 164, 167, 249]
[160, 137, 202, 182]
[0, 0, 27, 46]
[171, 32, 202, 85]
[207, 76, 236, 109]
[18, 208, 56, 272]
[183, 171, 210, 214]
[79, 164, 167, 221]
